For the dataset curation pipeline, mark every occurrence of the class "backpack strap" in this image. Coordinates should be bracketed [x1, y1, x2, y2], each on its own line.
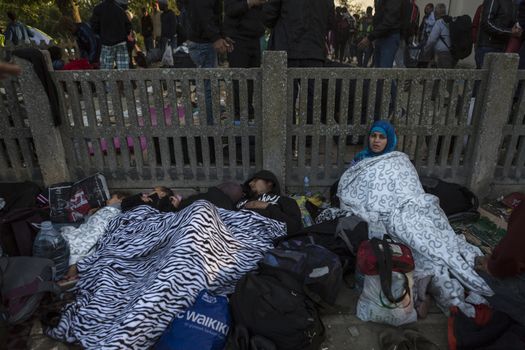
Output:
[370, 238, 409, 304]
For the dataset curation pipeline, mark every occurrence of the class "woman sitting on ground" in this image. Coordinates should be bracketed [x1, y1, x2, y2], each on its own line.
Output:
[319, 120, 492, 317]
[237, 170, 303, 234]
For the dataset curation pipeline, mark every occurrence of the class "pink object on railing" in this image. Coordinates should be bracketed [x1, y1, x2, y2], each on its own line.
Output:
[88, 104, 186, 156]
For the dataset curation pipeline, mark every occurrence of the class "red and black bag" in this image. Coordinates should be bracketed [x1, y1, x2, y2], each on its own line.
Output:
[357, 238, 415, 303]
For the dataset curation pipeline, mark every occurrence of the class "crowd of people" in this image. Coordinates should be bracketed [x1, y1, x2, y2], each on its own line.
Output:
[2, 0, 525, 71]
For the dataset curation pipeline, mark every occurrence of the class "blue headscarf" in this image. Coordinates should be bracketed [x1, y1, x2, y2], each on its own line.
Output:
[352, 120, 397, 165]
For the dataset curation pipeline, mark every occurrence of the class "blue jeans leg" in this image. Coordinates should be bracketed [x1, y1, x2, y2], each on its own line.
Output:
[373, 32, 400, 68]
[476, 46, 503, 69]
[188, 42, 217, 125]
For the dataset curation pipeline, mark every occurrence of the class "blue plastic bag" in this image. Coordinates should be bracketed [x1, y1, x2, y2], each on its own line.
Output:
[155, 290, 231, 350]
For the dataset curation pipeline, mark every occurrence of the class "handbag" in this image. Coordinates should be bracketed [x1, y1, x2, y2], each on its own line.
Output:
[356, 238, 417, 326]
[357, 238, 414, 304]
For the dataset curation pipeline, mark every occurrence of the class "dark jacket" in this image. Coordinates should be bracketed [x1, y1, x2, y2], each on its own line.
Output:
[479, 0, 517, 50]
[368, 0, 403, 41]
[141, 14, 154, 37]
[264, 0, 335, 61]
[224, 0, 265, 40]
[74, 23, 100, 64]
[186, 0, 223, 43]
[161, 9, 178, 39]
[237, 170, 303, 234]
[178, 187, 236, 211]
[90, 0, 132, 46]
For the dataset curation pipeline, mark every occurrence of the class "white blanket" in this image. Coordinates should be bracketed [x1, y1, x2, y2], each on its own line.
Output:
[321, 152, 492, 316]
[61, 206, 121, 265]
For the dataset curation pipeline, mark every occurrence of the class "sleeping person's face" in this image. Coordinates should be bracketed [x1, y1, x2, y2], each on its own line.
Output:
[249, 178, 273, 196]
[369, 131, 387, 154]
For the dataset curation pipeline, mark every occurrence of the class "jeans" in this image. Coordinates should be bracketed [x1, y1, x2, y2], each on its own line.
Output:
[475, 46, 503, 69]
[188, 41, 217, 125]
[394, 38, 406, 67]
[144, 36, 154, 52]
[228, 38, 261, 119]
[479, 270, 525, 327]
[288, 59, 325, 124]
[373, 32, 400, 68]
[357, 46, 373, 67]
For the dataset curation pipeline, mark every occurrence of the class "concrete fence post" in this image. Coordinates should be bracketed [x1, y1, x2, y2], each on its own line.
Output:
[261, 51, 288, 188]
[15, 58, 70, 185]
[468, 53, 519, 197]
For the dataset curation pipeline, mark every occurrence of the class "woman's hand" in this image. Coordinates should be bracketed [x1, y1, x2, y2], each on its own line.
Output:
[169, 195, 183, 209]
[244, 201, 269, 210]
[474, 255, 491, 275]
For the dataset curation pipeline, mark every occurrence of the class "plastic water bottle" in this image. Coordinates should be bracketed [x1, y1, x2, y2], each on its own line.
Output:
[33, 221, 70, 280]
[303, 176, 312, 197]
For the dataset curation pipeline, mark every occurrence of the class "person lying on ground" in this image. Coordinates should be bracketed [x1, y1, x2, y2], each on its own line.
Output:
[318, 120, 492, 316]
[121, 186, 174, 212]
[122, 184, 244, 212]
[475, 200, 525, 327]
[236, 170, 303, 234]
[169, 181, 244, 211]
[61, 192, 128, 282]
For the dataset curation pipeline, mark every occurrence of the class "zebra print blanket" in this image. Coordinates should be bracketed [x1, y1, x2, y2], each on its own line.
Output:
[47, 201, 286, 349]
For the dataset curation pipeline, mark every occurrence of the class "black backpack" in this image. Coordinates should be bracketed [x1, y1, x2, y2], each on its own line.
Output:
[279, 217, 369, 276]
[0, 208, 48, 257]
[230, 267, 325, 350]
[261, 240, 343, 305]
[0, 256, 61, 325]
[401, 0, 420, 39]
[420, 177, 479, 222]
[442, 15, 473, 60]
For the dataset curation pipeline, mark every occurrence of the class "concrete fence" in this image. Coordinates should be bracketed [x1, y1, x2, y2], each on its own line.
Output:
[0, 51, 523, 197]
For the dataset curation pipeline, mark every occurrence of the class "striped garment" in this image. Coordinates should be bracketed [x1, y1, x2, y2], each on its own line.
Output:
[47, 201, 286, 349]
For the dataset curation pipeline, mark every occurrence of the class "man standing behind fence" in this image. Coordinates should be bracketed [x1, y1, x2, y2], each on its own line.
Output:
[357, 6, 374, 67]
[186, 0, 234, 124]
[224, 0, 266, 120]
[422, 3, 455, 68]
[358, 0, 403, 68]
[90, 0, 132, 70]
[477, 0, 521, 68]
[4, 11, 32, 46]
[62, 17, 101, 67]
[141, 7, 154, 53]
[264, 0, 335, 68]
[159, 0, 178, 53]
